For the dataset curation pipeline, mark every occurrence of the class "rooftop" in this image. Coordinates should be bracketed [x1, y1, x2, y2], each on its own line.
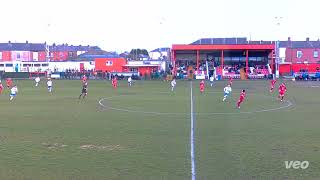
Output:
[0, 42, 46, 51]
[190, 37, 320, 48]
[0, 42, 101, 52]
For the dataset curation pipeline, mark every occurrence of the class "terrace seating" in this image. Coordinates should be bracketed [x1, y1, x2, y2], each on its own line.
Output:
[248, 74, 266, 79]
[255, 69, 269, 75]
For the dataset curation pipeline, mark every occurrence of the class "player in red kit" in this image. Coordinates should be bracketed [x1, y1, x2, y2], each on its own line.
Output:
[0, 80, 3, 94]
[237, 89, 246, 109]
[112, 77, 118, 89]
[278, 83, 287, 102]
[269, 79, 277, 93]
[6, 78, 13, 89]
[200, 80, 205, 94]
[229, 77, 233, 86]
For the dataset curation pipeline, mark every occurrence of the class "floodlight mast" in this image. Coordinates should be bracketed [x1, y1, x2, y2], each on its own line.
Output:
[274, 16, 283, 78]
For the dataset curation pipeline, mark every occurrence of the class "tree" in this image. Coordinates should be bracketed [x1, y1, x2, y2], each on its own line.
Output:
[129, 49, 149, 60]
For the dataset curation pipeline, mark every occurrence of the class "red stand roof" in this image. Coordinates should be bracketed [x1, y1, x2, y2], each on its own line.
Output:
[172, 44, 275, 51]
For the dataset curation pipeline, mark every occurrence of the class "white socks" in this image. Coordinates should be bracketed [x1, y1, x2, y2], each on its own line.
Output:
[223, 96, 227, 101]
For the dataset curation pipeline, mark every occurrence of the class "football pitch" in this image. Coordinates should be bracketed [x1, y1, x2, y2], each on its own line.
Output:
[0, 79, 319, 179]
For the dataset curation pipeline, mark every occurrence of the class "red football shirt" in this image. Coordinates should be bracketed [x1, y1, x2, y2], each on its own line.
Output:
[239, 92, 246, 100]
[279, 84, 286, 93]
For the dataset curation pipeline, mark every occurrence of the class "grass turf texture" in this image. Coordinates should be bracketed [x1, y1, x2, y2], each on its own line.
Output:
[0, 79, 319, 179]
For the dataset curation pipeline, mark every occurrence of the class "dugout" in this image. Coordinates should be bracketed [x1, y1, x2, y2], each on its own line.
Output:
[172, 38, 276, 79]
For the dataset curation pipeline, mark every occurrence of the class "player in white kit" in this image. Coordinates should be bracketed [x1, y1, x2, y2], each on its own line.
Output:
[223, 84, 232, 102]
[47, 78, 53, 93]
[35, 77, 40, 87]
[128, 76, 132, 87]
[209, 76, 214, 87]
[171, 78, 176, 92]
[10, 85, 18, 101]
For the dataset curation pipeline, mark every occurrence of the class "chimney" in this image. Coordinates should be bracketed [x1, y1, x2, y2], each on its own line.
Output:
[288, 37, 292, 47]
[306, 37, 310, 42]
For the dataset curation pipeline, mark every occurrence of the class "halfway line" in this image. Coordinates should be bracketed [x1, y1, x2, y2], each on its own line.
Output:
[190, 81, 196, 180]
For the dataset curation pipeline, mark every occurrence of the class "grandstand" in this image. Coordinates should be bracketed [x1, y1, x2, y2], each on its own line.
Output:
[172, 38, 275, 79]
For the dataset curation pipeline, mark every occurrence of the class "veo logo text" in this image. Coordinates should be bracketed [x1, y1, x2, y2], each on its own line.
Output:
[285, 161, 309, 169]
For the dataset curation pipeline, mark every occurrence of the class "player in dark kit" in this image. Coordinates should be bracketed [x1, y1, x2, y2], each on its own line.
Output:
[6, 78, 13, 89]
[79, 82, 88, 99]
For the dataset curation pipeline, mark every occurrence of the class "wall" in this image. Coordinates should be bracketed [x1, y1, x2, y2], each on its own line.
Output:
[11, 51, 32, 61]
[95, 58, 126, 72]
[292, 64, 320, 72]
[48, 61, 95, 71]
[279, 64, 320, 74]
[138, 67, 158, 76]
[279, 48, 286, 63]
[285, 48, 320, 64]
[51, 51, 69, 61]
[38, 51, 47, 61]
[1, 51, 12, 61]
[279, 64, 291, 75]
[0, 61, 95, 72]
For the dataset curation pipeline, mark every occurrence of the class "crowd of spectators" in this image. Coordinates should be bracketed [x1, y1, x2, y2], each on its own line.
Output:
[48, 69, 167, 81]
[58, 69, 95, 79]
[223, 64, 269, 75]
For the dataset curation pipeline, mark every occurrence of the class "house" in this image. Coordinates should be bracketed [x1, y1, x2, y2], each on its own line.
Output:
[279, 37, 320, 75]
[279, 37, 320, 64]
[49, 44, 99, 61]
[149, 47, 171, 60]
[0, 41, 101, 72]
[0, 41, 47, 62]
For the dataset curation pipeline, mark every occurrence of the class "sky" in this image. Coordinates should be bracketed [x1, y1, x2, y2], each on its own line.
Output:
[0, 0, 319, 52]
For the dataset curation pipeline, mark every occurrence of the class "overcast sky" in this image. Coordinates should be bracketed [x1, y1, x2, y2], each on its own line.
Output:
[0, 0, 318, 52]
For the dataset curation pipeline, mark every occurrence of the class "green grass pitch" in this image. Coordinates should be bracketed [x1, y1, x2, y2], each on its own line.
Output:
[0, 79, 319, 179]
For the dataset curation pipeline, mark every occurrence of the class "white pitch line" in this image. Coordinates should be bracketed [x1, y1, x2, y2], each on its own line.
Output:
[98, 94, 294, 115]
[190, 81, 196, 180]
